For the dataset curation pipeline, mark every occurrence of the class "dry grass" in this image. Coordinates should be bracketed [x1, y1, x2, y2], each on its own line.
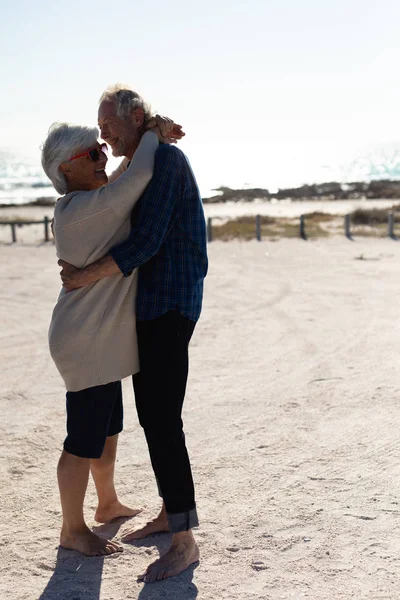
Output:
[0, 217, 43, 223]
[304, 211, 337, 222]
[211, 209, 400, 240]
[351, 208, 387, 225]
[348, 207, 399, 237]
[212, 215, 330, 241]
[350, 224, 388, 238]
[212, 216, 273, 241]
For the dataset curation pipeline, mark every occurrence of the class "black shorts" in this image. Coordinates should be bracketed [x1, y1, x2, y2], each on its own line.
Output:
[64, 381, 123, 459]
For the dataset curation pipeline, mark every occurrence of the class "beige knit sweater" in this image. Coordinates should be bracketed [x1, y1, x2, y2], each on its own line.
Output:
[49, 131, 159, 392]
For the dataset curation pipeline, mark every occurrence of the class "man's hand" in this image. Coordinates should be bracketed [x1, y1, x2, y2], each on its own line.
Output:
[146, 115, 185, 144]
[58, 255, 121, 291]
[58, 260, 89, 291]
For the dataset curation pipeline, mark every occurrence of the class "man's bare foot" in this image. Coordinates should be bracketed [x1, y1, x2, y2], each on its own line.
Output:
[122, 503, 169, 542]
[60, 524, 123, 557]
[95, 500, 142, 524]
[121, 513, 170, 541]
[138, 531, 199, 583]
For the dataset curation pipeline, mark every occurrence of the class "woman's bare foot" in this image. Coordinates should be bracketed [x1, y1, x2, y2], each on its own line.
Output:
[121, 513, 170, 541]
[138, 531, 199, 583]
[95, 500, 142, 524]
[60, 524, 123, 557]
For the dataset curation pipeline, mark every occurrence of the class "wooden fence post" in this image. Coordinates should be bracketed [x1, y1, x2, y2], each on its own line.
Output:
[256, 215, 261, 241]
[299, 215, 307, 240]
[344, 214, 352, 239]
[44, 216, 50, 242]
[388, 212, 395, 238]
[207, 217, 213, 242]
[11, 223, 16, 243]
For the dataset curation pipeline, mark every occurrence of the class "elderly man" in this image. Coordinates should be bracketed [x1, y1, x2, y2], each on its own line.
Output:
[59, 84, 208, 582]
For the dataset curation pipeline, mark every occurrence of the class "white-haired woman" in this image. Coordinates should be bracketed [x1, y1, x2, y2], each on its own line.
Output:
[42, 117, 181, 557]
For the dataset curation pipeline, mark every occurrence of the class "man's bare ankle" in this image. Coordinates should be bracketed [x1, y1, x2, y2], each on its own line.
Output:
[61, 522, 89, 537]
[171, 529, 195, 545]
[155, 512, 168, 523]
[158, 505, 167, 519]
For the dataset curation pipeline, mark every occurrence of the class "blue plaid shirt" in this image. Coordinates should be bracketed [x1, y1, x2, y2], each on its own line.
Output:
[110, 144, 208, 322]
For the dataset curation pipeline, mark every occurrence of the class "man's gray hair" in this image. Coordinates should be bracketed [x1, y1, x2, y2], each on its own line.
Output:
[99, 83, 152, 122]
[41, 122, 99, 195]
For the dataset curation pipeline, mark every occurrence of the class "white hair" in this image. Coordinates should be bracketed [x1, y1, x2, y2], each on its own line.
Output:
[41, 122, 99, 195]
[99, 83, 152, 122]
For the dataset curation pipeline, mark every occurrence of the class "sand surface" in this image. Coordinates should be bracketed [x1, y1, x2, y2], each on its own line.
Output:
[1, 237, 400, 600]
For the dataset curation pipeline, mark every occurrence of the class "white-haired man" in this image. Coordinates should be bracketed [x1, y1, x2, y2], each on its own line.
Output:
[59, 84, 208, 582]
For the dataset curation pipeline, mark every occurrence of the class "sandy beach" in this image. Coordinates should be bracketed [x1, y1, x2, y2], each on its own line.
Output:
[1, 236, 400, 600]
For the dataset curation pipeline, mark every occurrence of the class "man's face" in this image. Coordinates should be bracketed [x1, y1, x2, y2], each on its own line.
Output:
[98, 101, 143, 159]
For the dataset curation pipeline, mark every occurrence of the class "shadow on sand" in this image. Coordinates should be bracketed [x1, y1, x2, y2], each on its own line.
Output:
[38, 519, 128, 600]
[137, 564, 198, 600]
[38, 547, 106, 600]
[127, 534, 199, 600]
[39, 523, 198, 600]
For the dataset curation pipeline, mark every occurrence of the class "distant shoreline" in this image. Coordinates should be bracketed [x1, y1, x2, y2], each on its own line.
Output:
[0, 197, 57, 208]
[2, 178, 400, 209]
[203, 180, 400, 203]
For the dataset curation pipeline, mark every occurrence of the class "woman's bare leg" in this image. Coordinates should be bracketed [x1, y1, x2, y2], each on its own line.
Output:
[58, 450, 122, 556]
[91, 434, 141, 523]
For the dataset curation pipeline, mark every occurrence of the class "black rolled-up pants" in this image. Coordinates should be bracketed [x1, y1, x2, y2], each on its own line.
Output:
[133, 310, 199, 533]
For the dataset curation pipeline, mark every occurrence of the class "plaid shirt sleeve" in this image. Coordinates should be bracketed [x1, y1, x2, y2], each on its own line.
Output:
[110, 144, 181, 277]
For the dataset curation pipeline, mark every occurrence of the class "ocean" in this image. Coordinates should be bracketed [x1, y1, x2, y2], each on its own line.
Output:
[2, 142, 400, 206]
[0, 150, 55, 205]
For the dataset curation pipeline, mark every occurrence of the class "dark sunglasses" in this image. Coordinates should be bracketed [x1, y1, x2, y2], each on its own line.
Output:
[69, 143, 108, 162]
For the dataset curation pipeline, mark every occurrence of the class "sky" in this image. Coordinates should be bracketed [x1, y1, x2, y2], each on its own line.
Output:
[1, 0, 400, 193]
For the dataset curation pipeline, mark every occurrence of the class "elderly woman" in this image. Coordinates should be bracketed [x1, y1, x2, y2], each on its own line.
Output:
[42, 117, 179, 557]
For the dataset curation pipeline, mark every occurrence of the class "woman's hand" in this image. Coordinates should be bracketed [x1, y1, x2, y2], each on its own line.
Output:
[146, 115, 185, 144]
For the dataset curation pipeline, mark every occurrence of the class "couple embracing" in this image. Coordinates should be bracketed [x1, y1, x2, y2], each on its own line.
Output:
[41, 84, 208, 583]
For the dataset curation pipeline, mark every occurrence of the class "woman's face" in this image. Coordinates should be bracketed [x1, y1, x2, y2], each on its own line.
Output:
[60, 143, 108, 192]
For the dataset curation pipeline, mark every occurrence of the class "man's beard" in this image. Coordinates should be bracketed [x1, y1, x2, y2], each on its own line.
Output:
[111, 141, 125, 158]
[114, 132, 142, 159]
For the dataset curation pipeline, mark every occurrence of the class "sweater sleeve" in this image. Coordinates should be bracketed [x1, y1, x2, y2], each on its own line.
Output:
[53, 132, 159, 267]
[100, 131, 159, 218]
[110, 144, 181, 276]
[56, 131, 159, 226]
